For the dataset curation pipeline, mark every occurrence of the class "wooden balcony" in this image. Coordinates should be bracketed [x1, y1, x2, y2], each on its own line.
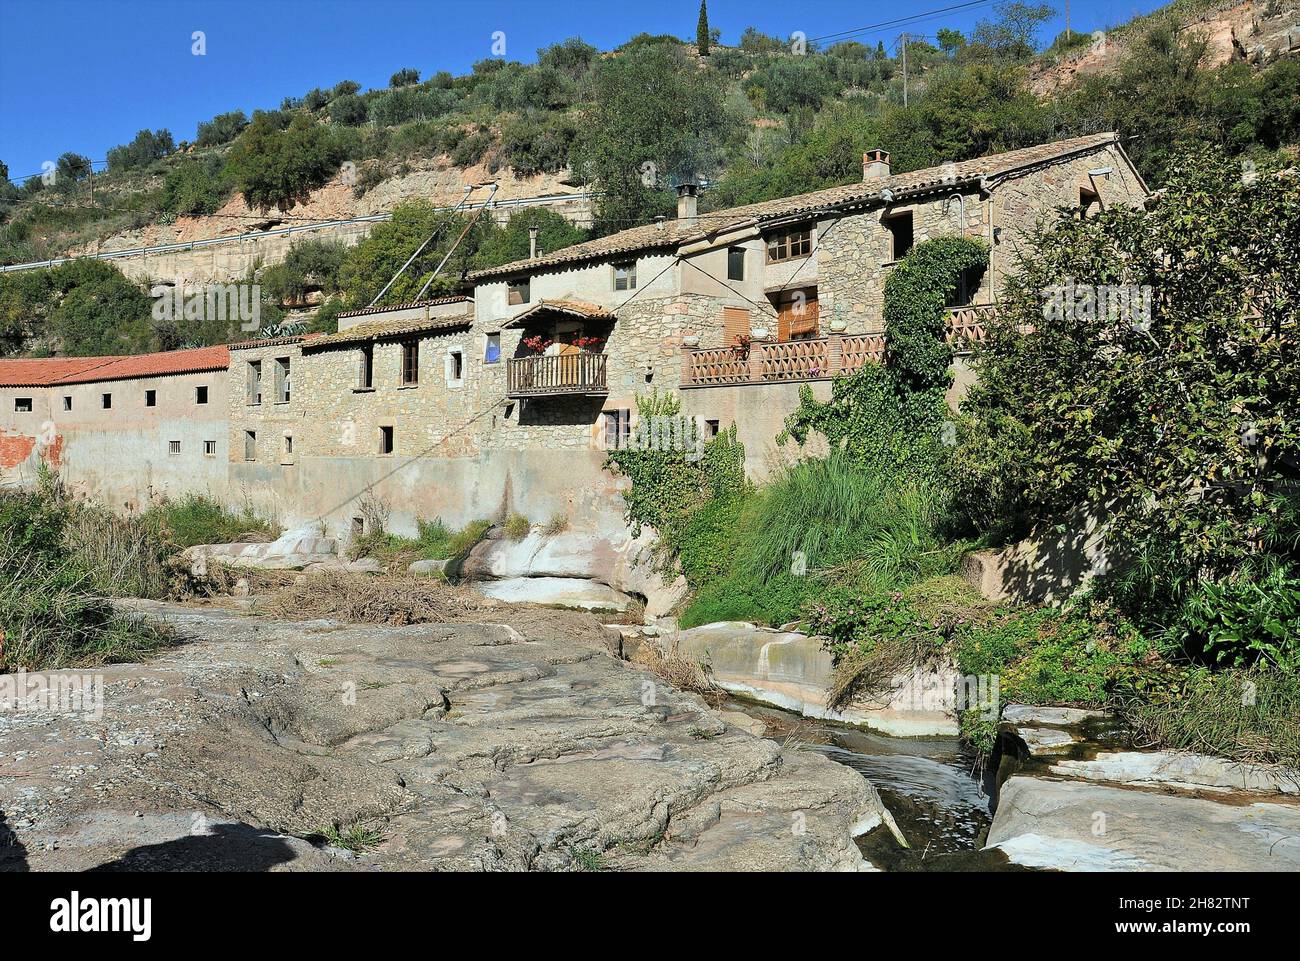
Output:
[506, 352, 608, 398]
[681, 304, 996, 389]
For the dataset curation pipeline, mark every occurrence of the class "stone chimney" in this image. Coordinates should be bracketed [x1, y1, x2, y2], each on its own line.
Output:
[528, 226, 539, 259]
[676, 182, 699, 227]
[863, 148, 891, 182]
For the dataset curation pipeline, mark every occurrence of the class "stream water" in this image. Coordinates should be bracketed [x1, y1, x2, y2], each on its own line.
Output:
[724, 696, 1025, 870]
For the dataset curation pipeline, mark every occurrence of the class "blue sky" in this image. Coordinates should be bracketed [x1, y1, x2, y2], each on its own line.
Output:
[0, 0, 1163, 180]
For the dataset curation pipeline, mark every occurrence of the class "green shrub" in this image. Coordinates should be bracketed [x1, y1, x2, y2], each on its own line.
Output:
[143, 494, 279, 548]
[1161, 568, 1300, 671]
[502, 514, 531, 540]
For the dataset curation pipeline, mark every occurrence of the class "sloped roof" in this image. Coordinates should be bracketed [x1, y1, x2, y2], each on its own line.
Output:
[503, 299, 617, 328]
[302, 315, 472, 349]
[336, 295, 470, 320]
[0, 345, 229, 387]
[470, 133, 1122, 280]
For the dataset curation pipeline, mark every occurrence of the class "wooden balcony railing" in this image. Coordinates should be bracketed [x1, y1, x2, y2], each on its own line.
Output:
[507, 352, 608, 398]
[681, 305, 996, 388]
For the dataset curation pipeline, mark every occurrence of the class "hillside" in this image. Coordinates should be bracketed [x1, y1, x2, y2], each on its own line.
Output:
[1, 0, 1297, 357]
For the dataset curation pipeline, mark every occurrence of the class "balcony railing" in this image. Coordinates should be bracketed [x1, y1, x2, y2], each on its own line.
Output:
[507, 352, 608, 398]
[681, 304, 996, 389]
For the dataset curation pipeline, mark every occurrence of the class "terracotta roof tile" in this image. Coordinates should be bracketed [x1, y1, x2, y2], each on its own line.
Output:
[336, 296, 470, 320]
[470, 133, 1120, 279]
[303, 315, 472, 349]
[503, 299, 617, 328]
[0, 346, 229, 387]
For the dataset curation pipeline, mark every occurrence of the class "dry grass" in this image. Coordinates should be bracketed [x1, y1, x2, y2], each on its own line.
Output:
[260, 570, 481, 625]
[825, 634, 931, 714]
[197, 561, 300, 597]
[631, 636, 724, 705]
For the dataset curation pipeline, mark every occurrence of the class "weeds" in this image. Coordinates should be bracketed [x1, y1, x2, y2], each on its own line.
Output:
[317, 822, 385, 853]
[502, 513, 531, 541]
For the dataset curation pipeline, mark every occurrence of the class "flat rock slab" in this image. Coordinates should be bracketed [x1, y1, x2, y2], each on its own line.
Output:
[986, 776, 1300, 871]
[1048, 751, 1300, 796]
[474, 576, 633, 612]
[1, 602, 886, 872]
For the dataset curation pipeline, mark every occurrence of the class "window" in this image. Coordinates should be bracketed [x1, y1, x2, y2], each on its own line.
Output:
[284, 435, 294, 455]
[196, 385, 208, 405]
[401, 341, 419, 385]
[243, 430, 256, 462]
[274, 357, 291, 403]
[603, 409, 631, 450]
[507, 278, 531, 305]
[727, 246, 746, 281]
[774, 288, 820, 341]
[446, 348, 464, 387]
[145, 389, 157, 407]
[885, 212, 913, 261]
[102, 393, 112, 409]
[378, 425, 394, 455]
[613, 261, 637, 291]
[1079, 186, 1101, 218]
[722, 306, 750, 348]
[203, 440, 216, 456]
[357, 345, 374, 389]
[14, 397, 32, 412]
[247, 361, 262, 405]
[766, 228, 812, 263]
[484, 333, 501, 364]
[704, 419, 720, 439]
[168, 440, 181, 455]
[62, 396, 72, 411]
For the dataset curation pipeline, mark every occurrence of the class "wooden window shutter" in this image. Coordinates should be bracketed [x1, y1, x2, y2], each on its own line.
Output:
[791, 292, 819, 337]
[722, 306, 750, 347]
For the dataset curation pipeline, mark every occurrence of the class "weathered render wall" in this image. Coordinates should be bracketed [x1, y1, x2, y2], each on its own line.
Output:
[1, 372, 228, 509]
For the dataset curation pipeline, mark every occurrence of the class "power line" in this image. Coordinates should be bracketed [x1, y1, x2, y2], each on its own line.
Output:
[806, 0, 999, 45]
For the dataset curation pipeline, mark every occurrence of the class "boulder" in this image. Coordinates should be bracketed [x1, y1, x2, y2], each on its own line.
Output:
[986, 776, 1300, 871]
[184, 524, 338, 572]
[407, 559, 448, 577]
[474, 576, 634, 612]
[673, 622, 959, 737]
[346, 558, 382, 575]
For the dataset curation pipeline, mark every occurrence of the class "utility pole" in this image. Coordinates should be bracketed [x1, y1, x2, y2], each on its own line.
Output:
[901, 32, 908, 107]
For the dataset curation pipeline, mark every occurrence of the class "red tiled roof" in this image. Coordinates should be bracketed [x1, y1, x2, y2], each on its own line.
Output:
[0, 345, 229, 387]
[336, 296, 470, 320]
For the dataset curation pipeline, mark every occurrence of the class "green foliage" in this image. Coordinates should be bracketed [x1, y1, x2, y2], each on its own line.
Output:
[225, 113, 345, 212]
[390, 67, 421, 88]
[1161, 569, 1300, 671]
[0, 488, 173, 671]
[955, 153, 1299, 636]
[604, 389, 748, 540]
[106, 129, 174, 173]
[161, 154, 231, 217]
[572, 42, 735, 233]
[39, 259, 153, 355]
[55, 152, 92, 186]
[329, 93, 369, 126]
[336, 200, 468, 306]
[502, 513, 531, 540]
[782, 236, 988, 485]
[141, 494, 279, 548]
[195, 110, 248, 147]
[472, 207, 589, 270]
[259, 239, 346, 305]
[696, 1, 710, 57]
[499, 113, 578, 177]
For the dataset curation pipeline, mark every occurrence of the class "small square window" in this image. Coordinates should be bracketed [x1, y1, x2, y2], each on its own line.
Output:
[508, 278, 531, 305]
[168, 440, 180, 455]
[379, 425, 394, 455]
[145, 389, 157, 407]
[704, 419, 720, 439]
[446, 349, 464, 386]
[727, 247, 745, 282]
[766, 228, 812, 263]
[102, 393, 112, 409]
[196, 385, 208, 405]
[62, 396, 72, 411]
[203, 440, 216, 456]
[14, 397, 32, 412]
[485, 333, 501, 364]
[613, 261, 637, 291]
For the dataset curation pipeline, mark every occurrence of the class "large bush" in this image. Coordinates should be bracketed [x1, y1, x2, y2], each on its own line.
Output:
[225, 113, 345, 211]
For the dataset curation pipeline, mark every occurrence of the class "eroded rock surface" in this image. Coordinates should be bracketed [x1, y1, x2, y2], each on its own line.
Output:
[0, 602, 885, 872]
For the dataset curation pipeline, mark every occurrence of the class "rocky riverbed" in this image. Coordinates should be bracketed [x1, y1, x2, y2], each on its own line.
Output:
[0, 601, 893, 872]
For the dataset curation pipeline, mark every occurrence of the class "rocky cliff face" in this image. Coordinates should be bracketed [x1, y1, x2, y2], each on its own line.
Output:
[1029, 0, 1300, 95]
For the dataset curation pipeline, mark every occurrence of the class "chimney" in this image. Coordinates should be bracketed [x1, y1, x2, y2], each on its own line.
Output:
[863, 148, 891, 182]
[528, 225, 539, 260]
[676, 182, 698, 227]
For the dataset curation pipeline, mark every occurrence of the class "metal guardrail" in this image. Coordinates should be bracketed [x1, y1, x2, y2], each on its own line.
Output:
[0, 191, 596, 274]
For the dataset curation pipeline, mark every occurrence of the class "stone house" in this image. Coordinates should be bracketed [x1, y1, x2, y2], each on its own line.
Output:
[1, 133, 1147, 540]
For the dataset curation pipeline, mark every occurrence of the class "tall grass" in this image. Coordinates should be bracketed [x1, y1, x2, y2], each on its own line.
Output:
[678, 454, 965, 628]
[142, 493, 280, 548]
